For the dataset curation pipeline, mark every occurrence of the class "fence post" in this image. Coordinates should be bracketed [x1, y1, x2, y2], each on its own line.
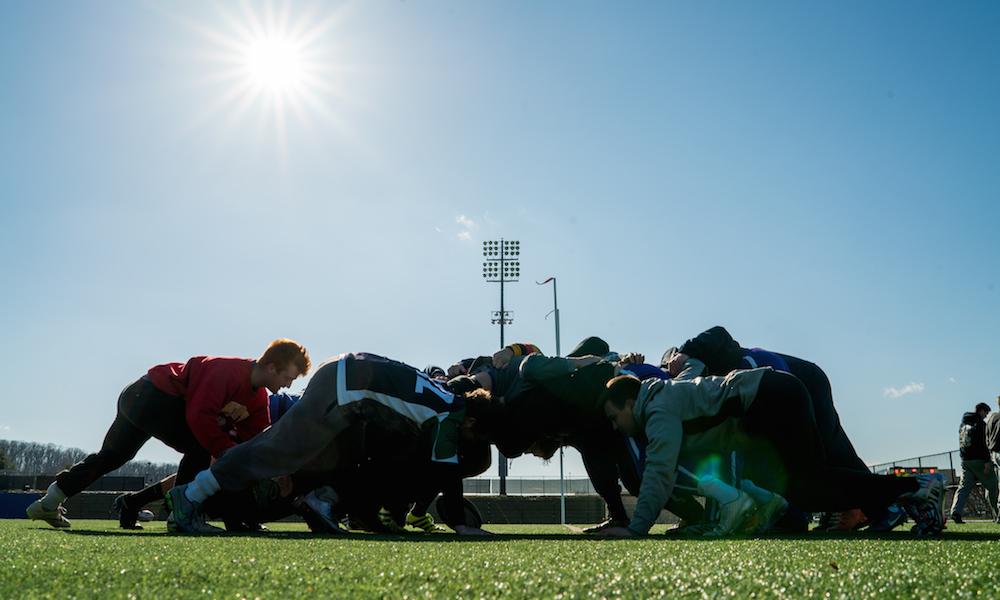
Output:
[949, 452, 955, 485]
[918, 456, 922, 469]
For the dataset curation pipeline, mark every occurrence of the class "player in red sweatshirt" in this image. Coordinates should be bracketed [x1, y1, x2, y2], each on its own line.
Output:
[26, 339, 311, 529]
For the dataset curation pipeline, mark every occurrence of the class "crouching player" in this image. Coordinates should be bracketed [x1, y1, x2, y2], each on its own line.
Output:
[27, 339, 309, 528]
[595, 372, 946, 538]
[166, 352, 495, 535]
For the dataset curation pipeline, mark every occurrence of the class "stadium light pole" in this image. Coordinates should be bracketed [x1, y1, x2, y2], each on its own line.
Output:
[537, 276, 565, 525]
[483, 239, 519, 496]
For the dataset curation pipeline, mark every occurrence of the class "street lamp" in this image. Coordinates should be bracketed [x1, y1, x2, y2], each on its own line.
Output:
[482, 239, 520, 495]
[537, 276, 565, 524]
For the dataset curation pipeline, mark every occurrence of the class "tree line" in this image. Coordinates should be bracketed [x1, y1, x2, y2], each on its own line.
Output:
[0, 439, 178, 481]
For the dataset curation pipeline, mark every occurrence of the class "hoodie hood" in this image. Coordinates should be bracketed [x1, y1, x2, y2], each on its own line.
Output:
[962, 411, 981, 425]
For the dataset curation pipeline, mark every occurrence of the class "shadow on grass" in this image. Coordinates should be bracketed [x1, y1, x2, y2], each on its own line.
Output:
[53, 528, 1000, 542]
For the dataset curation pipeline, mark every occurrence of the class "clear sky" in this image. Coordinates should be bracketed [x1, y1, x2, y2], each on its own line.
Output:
[2, 1, 998, 479]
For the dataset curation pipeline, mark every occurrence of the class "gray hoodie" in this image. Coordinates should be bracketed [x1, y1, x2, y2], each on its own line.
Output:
[627, 368, 769, 535]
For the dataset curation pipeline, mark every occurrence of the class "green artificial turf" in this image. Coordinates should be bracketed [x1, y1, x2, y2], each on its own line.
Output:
[3, 519, 1000, 598]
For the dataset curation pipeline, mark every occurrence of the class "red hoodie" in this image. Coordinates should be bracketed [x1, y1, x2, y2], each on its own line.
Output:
[147, 356, 270, 457]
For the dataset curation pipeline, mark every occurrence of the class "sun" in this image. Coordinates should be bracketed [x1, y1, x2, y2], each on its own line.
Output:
[244, 36, 305, 92]
[174, 0, 355, 156]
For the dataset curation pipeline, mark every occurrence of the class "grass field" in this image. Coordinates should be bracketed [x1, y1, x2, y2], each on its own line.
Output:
[3, 519, 1000, 598]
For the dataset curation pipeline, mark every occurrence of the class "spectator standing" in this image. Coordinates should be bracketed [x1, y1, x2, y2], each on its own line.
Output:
[983, 396, 1000, 522]
[950, 402, 998, 523]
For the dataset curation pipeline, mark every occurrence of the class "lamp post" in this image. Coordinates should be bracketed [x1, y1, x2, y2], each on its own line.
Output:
[483, 239, 520, 495]
[537, 276, 565, 524]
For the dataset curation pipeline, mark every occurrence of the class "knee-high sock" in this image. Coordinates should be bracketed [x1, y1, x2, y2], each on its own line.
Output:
[40, 482, 67, 510]
[183, 470, 220, 504]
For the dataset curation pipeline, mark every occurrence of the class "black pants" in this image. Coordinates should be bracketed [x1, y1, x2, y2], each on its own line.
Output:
[572, 423, 641, 522]
[778, 353, 870, 474]
[739, 371, 916, 512]
[55, 377, 210, 497]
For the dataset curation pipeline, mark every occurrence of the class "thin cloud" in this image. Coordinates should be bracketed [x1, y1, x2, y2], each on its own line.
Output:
[948, 377, 957, 384]
[883, 382, 925, 399]
[455, 214, 477, 241]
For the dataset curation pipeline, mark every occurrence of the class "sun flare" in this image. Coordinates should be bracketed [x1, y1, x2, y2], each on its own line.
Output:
[245, 37, 305, 92]
[177, 0, 355, 155]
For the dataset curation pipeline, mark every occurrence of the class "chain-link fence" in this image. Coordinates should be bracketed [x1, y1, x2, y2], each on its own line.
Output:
[869, 449, 961, 485]
[464, 477, 596, 495]
[870, 449, 998, 519]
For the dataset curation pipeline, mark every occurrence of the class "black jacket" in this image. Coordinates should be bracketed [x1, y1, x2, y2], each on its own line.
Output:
[959, 411, 990, 461]
[677, 326, 745, 376]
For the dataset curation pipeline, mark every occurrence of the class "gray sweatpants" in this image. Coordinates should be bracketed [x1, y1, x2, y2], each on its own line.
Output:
[210, 361, 348, 491]
[949, 458, 999, 519]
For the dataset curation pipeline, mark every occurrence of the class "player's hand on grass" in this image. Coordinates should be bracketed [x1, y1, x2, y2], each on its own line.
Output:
[593, 526, 635, 538]
[454, 525, 492, 536]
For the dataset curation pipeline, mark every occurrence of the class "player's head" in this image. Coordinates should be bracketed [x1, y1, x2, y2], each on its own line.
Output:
[461, 388, 503, 442]
[976, 402, 991, 418]
[601, 375, 642, 436]
[258, 338, 311, 393]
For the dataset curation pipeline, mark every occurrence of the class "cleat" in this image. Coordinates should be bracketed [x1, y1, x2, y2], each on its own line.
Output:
[750, 493, 789, 534]
[26, 500, 71, 529]
[950, 513, 964, 524]
[296, 487, 346, 534]
[704, 491, 756, 537]
[378, 507, 408, 534]
[582, 518, 629, 534]
[899, 474, 945, 537]
[165, 485, 222, 534]
[111, 494, 142, 530]
[867, 504, 908, 532]
[827, 508, 869, 532]
[406, 511, 444, 533]
[814, 512, 835, 531]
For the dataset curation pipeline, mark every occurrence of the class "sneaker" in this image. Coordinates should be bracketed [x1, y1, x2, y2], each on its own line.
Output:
[900, 474, 945, 537]
[582, 517, 629, 534]
[296, 487, 346, 534]
[704, 491, 756, 537]
[111, 494, 142, 530]
[750, 493, 789, 534]
[827, 508, 869, 532]
[377, 507, 408, 534]
[815, 512, 835, 530]
[406, 511, 444, 533]
[165, 485, 222, 534]
[951, 513, 964, 524]
[26, 500, 71, 529]
[867, 504, 908, 532]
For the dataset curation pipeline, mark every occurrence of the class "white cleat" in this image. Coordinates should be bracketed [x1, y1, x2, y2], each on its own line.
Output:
[705, 491, 757, 537]
[26, 500, 71, 529]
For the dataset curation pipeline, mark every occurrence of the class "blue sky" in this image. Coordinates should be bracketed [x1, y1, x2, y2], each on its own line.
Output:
[1, 1, 998, 478]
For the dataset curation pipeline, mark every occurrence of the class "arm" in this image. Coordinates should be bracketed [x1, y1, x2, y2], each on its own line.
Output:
[234, 393, 271, 442]
[627, 405, 683, 535]
[518, 355, 593, 383]
[673, 358, 707, 381]
[185, 372, 239, 457]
